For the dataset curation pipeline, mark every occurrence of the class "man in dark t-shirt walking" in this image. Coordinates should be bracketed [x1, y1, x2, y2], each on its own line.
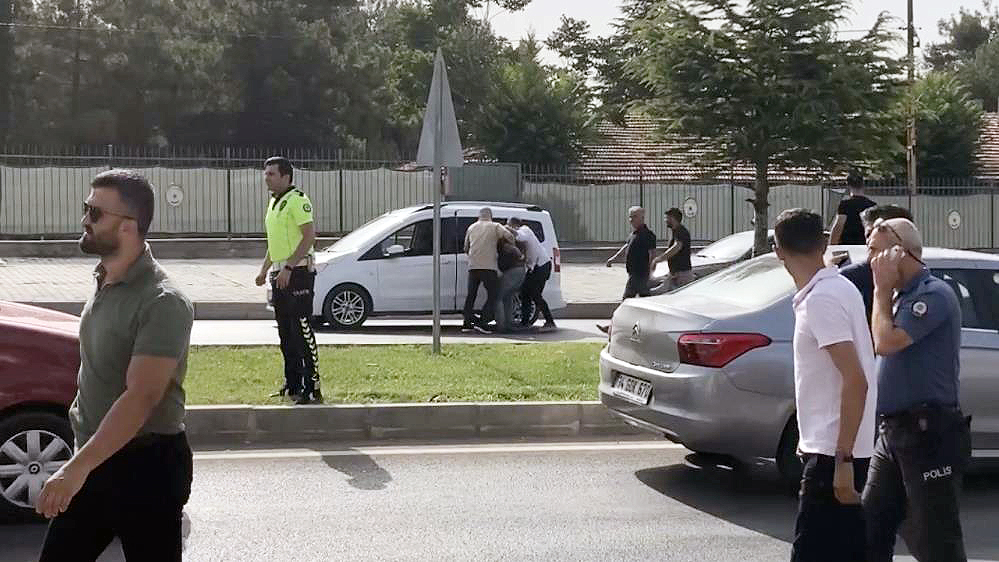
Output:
[830, 170, 876, 246]
[653, 207, 694, 290]
[598, 206, 656, 333]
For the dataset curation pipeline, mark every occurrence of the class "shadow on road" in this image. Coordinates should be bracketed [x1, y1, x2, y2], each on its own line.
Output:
[636, 460, 999, 560]
[316, 450, 393, 491]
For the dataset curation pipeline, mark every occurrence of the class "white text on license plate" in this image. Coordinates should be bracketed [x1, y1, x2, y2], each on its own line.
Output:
[613, 374, 652, 405]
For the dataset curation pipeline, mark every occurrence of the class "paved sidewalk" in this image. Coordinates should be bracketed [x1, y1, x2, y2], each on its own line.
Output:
[0, 258, 628, 304]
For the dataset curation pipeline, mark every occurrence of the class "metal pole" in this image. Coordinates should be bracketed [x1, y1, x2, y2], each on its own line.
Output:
[906, 0, 917, 196]
[432, 59, 444, 355]
[338, 149, 344, 234]
[225, 147, 232, 239]
[992, 181, 996, 250]
[639, 163, 644, 208]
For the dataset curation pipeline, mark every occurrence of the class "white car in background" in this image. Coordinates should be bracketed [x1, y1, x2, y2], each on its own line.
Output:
[297, 202, 566, 329]
[650, 230, 775, 294]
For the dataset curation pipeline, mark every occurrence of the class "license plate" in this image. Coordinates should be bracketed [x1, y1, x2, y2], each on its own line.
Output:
[612, 373, 652, 405]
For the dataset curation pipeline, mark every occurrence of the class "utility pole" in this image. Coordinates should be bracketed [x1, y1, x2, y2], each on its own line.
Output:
[906, 0, 917, 196]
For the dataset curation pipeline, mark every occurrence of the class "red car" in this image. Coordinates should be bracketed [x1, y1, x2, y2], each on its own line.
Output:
[0, 301, 79, 521]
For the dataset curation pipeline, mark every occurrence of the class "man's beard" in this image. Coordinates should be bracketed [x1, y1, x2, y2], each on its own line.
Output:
[79, 228, 119, 256]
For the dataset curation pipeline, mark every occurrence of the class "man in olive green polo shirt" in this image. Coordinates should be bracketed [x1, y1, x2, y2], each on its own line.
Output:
[254, 156, 322, 404]
[37, 169, 194, 562]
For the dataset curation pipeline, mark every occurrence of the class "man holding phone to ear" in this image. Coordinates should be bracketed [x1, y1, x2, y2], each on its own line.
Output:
[864, 218, 971, 562]
[773, 209, 877, 562]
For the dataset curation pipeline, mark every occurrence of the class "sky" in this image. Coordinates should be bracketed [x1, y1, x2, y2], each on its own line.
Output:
[476, 0, 991, 65]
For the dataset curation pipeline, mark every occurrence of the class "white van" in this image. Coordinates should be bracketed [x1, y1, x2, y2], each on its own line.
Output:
[298, 202, 566, 329]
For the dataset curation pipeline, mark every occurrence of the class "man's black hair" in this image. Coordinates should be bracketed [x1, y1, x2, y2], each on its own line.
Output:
[91, 169, 155, 236]
[846, 168, 864, 190]
[774, 208, 826, 255]
[861, 204, 913, 225]
[665, 208, 683, 222]
[265, 156, 294, 183]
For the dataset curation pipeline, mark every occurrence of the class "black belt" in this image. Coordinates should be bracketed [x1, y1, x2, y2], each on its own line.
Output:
[878, 402, 962, 425]
[121, 431, 183, 452]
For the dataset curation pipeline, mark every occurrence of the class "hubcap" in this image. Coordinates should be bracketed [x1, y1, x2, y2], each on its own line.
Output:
[0, 429, 72, 508]
[511, 294, 536, 326]
[332, 290, 365, 325]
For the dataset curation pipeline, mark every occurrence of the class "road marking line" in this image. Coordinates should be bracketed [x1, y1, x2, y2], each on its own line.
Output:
[194, 441, 684, 461]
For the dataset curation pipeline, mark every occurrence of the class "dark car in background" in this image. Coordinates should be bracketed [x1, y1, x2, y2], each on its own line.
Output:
[0, 301, 79, 521]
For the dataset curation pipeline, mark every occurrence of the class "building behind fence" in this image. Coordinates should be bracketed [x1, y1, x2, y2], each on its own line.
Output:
[1, 146, 997, 249]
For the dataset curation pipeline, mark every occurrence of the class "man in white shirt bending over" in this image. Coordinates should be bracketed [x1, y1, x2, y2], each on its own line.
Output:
[507, 216, 556, 332]
[773, 208, 878, 562]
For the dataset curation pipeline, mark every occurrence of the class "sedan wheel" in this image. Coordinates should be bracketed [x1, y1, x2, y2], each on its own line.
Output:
[323, 284, 371, 330]
[0, 412, 74, 521]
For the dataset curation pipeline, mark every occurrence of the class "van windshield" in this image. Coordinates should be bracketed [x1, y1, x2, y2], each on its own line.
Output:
[324, 213, 403, 252]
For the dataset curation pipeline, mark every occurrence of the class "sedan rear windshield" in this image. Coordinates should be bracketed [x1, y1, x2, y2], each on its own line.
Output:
[679, 254, 794, 307]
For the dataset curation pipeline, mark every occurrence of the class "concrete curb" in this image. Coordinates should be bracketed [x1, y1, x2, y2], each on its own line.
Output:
[26, 300, 619, 321]
[184, 402, 642, 447]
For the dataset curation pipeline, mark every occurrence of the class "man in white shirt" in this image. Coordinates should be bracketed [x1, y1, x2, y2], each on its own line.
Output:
[774, 208, 878, 562]
[462, 207, 513, 333]
[507, 216, 556, 331]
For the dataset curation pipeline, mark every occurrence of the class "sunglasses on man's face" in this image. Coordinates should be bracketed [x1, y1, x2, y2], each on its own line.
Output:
[83, 202, 134, 223]
[871, 221, 926, 266]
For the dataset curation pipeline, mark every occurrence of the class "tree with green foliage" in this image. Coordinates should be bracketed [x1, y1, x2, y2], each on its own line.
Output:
[0, 0, 13, 143]
[926, 2, 999, 111]
[373, 0, 513, 156]
[474, 37, 596, 165]
[896, 72, 985, 178]
[620, 0, 903, 255]
[546, 1, 656, 124]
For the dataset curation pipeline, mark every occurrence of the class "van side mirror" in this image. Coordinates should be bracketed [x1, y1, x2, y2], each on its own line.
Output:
[386, 244, 405, 257]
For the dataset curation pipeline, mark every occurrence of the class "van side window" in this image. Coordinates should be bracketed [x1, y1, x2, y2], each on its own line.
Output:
[443, 217, 477, 254]
[362, 220, 434, 260]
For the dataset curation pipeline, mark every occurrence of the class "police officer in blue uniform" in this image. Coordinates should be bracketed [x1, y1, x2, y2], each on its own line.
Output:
[864, 218, 971, 562]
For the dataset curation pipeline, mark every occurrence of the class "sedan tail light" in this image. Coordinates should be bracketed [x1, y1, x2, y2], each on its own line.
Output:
[553, 247, 561, 273]
[677, 333, 771, 368]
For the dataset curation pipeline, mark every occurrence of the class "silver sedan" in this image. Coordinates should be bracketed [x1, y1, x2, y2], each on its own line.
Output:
[599, 246, 999, 483]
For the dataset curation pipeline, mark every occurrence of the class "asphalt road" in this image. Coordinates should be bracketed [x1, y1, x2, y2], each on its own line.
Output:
[190, 319, 608, 346]
[4, 439, 999, 562]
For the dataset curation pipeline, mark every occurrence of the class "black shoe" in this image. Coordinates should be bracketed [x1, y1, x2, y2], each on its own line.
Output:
[269, 385, 301, 399]
[295, 390, 323, 405]
[473, 324, 494, 334]
[461, 324, 475, 333]
[539, 322, 557, 333]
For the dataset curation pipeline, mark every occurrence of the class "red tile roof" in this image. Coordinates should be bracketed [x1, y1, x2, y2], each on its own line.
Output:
[569, 113, 999, 183]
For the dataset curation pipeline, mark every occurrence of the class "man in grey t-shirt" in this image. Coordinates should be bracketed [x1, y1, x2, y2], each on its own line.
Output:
[37, 170, 194, 562]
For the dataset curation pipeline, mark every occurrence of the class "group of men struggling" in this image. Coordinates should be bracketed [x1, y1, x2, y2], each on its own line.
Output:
[461, 206, 557, 334]
[781, 171, 970, 562]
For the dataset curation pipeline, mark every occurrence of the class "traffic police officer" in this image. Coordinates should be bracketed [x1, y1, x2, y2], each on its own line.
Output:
[864, 218, 971, 561]
[255, 156, 322, 405]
